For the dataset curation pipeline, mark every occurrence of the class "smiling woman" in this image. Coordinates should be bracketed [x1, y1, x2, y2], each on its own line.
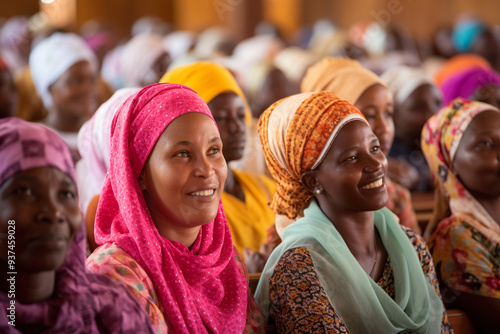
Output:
[85, 83, 264, 333]
[0, 117, 154, 333]
[254, 91, 452, 333]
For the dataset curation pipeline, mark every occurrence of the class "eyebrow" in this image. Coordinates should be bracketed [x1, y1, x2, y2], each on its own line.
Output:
[172, 137, 221, 146]
[338, 137, 379, 156]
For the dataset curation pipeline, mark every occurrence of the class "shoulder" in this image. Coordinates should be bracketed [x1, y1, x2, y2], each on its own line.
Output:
[86, 243, 158, 304]
[232, 169, 276, 194]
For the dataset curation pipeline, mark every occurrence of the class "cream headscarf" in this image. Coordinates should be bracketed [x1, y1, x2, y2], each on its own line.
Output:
[301, 57, 385, 104]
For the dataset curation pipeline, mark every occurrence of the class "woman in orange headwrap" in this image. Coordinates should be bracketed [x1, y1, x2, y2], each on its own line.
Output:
[301, 57, 420, 233]
[255, 91, 451, 333]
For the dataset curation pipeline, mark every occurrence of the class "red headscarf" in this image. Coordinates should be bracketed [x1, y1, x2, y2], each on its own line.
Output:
[94, 83, 248, 333]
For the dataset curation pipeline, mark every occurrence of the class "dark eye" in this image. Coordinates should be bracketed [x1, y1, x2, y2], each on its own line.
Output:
[371, 145, 380, 153]
[476, 140, 493, 149]
[345, 155, 357, 162]
[60, 190, 76, 200]
[385, 110, 393, 118]
[13, 186, 32, 196]
[176, 151, 189, 157]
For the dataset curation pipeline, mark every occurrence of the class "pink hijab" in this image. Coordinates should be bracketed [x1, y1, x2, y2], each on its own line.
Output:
[94, 83, 248, 333]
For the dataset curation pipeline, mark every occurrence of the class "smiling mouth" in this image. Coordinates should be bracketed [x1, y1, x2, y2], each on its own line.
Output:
[362, 178, 384, 189]
[189, 189, 216, 196]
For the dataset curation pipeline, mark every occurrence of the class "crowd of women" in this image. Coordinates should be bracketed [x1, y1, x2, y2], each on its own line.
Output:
[0, 12, 499, 333]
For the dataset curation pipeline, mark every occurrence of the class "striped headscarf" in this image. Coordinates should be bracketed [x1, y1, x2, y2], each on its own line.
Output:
[259, 91, 367, 235]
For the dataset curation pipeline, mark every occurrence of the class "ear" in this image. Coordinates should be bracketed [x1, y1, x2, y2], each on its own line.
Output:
[138, 169, 147, 191]
[301, 170, 321, 195]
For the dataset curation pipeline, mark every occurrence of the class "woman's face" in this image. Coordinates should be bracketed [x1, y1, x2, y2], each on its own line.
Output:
[312, 120, 389, 214]
[0, 167, 81, 272]
[394, 83, 442, 146]
[453, 110, 500, 199]
[355, 84, 394, 156]
[49, 60, 98, 120]
[140, 112, 227, 232]
[207, 92, 247, 163]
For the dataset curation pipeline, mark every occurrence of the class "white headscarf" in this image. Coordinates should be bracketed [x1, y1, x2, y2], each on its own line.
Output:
[76, 87, 140, 217]
[29, 32, 97, 111]
[381, 65, 436, 106]
[120, 33, 167, 87]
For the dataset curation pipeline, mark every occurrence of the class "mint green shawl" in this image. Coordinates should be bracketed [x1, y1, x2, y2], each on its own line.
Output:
[255, 201, 444, 333]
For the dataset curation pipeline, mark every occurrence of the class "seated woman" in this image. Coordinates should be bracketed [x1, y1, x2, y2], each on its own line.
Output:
[422, 97, 500, 333]
[301, 57, 420, 233]
[86, 83, 264, 333]
[255, 91, 452, 333]
[160, 62, 277, 269]
[29, 32, 99, 158]
[0, 117, 154, 333]
[381, 65, 443, 192]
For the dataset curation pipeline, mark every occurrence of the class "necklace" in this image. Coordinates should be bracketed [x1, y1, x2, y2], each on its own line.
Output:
[369, 237, 379, 278]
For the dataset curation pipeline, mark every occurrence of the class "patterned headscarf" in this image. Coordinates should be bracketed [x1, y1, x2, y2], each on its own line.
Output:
[440, 66, 500, 105]
[160, 61, 251, 125]
[259, 91, 367, 235]
[94, 83, 248, 333]
[301, 57, 386, 104]
[0, 117, 154, 333]
[421, 98, 500, 242]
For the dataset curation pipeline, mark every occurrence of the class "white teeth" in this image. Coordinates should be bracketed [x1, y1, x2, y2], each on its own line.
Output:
[362, 178, 383, 189]
[190, 189, 215, 196]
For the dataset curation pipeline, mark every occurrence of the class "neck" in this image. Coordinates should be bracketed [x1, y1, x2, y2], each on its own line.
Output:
[0, 267, 55, 304]
[44, 111, 85, 133]
[472, 194, 500, 226]
[317, 203, 387, 279]
[223, 168, 245, 201]
[156, 224, 201, 249]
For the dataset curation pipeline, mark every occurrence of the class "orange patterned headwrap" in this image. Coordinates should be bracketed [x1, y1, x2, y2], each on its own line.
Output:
[259, 91, 366, 224]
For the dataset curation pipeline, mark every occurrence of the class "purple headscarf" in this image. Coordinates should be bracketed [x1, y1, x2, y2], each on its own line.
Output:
[441, 66, 500, 105]
[0, 117, 154, 333]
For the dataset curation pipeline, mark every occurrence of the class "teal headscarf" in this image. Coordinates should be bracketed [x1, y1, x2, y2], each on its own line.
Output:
[255, 200, 444, 333]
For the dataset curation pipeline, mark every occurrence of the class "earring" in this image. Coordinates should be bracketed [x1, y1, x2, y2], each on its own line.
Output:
[315, 188, 322, 195]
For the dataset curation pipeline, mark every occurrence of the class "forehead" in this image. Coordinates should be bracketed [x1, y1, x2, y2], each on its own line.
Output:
[2, 166, 74, 188]
[466, 109, 500, 133]
[160, 112, 218, 140]
[329, 120, 375, 152]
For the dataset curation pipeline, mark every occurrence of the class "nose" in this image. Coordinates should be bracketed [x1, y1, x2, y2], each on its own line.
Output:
[193, 155, 216, 178]
[363, 152, 385, 173]
[373, 114, 391, 138]
[35, 198, 65, 224]
[227, 116, 246, 134]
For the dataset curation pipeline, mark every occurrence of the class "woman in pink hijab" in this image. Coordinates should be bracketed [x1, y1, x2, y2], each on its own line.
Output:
[86, 83, 264, 333]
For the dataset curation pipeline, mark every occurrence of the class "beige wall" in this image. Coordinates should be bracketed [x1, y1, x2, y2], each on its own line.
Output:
[1, 0, 499, 40]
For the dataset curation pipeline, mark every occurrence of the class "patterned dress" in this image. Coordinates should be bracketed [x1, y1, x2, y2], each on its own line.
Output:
[86, 243, 265, 334]
[429, 217, 500, 298]
[267, 227, 453, 333]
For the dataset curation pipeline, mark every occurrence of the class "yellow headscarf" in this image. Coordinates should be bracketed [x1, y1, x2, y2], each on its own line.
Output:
[301, 57, 385, 104]
[160, 61, 251, 125]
